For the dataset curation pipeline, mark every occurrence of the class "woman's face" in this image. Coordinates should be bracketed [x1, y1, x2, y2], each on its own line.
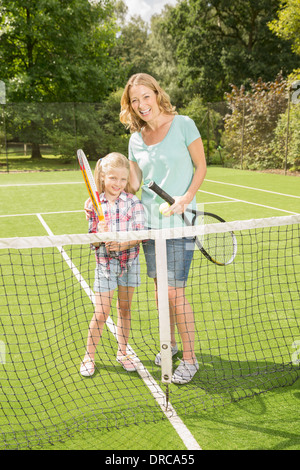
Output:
[129, 84, 161, 123]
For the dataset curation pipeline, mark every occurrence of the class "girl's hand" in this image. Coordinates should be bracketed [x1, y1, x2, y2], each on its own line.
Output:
[91, 220, 108, 248]
[105, 241, 121, 253]
[97, 220, 109, 233]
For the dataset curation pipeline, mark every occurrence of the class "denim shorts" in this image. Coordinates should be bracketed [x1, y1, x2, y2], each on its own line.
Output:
[94, 256, 141, 293]
[142, 237, 195, 288]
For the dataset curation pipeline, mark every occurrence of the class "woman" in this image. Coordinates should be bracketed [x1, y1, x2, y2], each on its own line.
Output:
[120, 73, 207, 384]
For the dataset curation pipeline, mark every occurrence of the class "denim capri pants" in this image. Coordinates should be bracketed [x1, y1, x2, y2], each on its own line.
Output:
[142, 237, 195, 288]
[94, 256, 141, 293]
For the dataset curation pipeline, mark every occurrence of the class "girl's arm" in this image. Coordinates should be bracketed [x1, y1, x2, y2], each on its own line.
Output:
[105, 240, 139, 252]
[106, 197, 145, 253]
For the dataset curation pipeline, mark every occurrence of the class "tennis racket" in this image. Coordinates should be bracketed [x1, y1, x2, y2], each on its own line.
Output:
[148, 181, 237, 266]
[77, 149, 106, 224]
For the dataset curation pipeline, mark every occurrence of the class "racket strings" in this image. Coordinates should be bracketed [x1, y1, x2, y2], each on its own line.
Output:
[194, 214, 237, 266]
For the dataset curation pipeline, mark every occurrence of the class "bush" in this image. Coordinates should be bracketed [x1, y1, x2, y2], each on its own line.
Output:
[223, 75, 288, 170]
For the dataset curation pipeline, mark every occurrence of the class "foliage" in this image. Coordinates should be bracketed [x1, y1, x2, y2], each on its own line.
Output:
[95, 89, 130, 158]
[0, 0, 120, 102]
[112, 14, 152, 79]
[1, 0, 300, 170]
[178, 96, 224, 162]
[223, 75, 288, 169]
[2, 93, 130, 162]
[156, 0, 298, 103]
[269, 0, 300, 55]
[271, 70, 300, 171]
[0, 0, 122, 158]
[271, 103, 300, 171]
[147, 7, 184, 106]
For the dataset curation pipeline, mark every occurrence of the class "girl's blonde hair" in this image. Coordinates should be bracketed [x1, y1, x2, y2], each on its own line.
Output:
[94, 152, 131, 194]
[120, 73, 177, 133]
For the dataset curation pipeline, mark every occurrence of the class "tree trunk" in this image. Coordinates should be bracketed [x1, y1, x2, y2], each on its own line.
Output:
[31, 142, 42, 159]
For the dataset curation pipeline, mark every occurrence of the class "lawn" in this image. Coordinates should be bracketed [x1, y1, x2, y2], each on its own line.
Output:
[0, 166, 299, 450]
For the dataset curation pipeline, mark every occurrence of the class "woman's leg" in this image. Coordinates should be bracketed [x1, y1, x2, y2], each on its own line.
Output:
[168, 286, 196, 363]
[153, 278, 177, 348]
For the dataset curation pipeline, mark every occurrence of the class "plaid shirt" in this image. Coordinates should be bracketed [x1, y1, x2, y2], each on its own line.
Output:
[89, 191, 145, 278]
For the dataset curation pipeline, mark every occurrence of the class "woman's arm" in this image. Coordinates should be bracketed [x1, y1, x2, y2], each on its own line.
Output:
[129, 160, 143, 194]
[170, 137, 207, 214]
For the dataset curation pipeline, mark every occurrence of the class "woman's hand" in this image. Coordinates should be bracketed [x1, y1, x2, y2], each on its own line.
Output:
[168, 195, 192, 215]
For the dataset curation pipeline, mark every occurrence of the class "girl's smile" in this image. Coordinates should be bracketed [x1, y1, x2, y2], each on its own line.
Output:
[103, 167, 129, 202]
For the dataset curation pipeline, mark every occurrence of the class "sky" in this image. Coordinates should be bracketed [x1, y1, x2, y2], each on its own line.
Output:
[122, 0, 178, 23]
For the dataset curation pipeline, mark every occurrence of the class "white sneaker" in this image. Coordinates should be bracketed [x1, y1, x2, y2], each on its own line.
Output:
[80, 359, 95, 377]
[116, 354, 138, 372]
[171, 359, 199, 384]
[155, 344, 179, 366]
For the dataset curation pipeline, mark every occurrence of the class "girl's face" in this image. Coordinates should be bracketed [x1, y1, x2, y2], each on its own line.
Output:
[103, 166, 129, 201]
[129, 84, 160, 123]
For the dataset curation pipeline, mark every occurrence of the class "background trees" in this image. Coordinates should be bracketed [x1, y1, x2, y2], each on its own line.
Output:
[0, 0, 121, 102]
[145, 0, 298, 103]
[0, 0, 300, 170]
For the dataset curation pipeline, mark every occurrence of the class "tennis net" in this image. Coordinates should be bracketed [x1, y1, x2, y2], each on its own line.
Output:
[0, 214, 299, 449]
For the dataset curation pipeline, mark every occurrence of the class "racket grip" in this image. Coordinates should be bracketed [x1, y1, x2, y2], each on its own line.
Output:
[148, 181, 175, 206]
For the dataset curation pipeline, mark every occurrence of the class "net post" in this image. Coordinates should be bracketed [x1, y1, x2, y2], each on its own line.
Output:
[155, 237, 172, 384]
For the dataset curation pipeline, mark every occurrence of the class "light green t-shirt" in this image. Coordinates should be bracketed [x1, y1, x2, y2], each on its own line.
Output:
[128, 115, 201, 229]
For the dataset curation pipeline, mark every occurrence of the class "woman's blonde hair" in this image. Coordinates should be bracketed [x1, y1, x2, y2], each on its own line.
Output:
[120, 73, 177, 133]
[94, 152, 130, 194]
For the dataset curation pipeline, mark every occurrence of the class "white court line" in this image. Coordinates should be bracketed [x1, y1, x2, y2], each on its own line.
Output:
[36, 213, 202, 451]
[205, 179, 300, 199]
[0, 210, 83, 218]
[0, 182, 83, 187]
[198, 190, 299, 215]
[199, 200, 238, 206]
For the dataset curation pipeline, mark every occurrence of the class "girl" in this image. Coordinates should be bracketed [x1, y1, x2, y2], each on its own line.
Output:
[120, 73, 207, 384]
[80, 152, 144, 377]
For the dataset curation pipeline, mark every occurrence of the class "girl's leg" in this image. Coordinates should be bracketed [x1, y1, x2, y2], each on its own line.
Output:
[116, 285, 135, 357]
[83, 290, 114, 362]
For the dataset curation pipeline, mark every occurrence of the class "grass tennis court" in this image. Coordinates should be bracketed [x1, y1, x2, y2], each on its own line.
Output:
[0, 166, 299, 450]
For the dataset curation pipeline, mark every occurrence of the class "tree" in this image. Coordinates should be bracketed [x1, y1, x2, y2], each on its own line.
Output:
[222, 75, 288, 169]
[0, 0, 120, 102]
[269, 0, 300, 56]
[160, 0, 224, 102]
[112, 14, 152, 79]
[0, 0, 121, 158]
[271, 103, 300, 171]
[178, 96, 224, 163]
[160, 0, 298, 102]
[147, 7, 184, 105]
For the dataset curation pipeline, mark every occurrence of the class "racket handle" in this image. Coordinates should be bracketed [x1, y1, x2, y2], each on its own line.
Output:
[148, 181, 175, 206]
